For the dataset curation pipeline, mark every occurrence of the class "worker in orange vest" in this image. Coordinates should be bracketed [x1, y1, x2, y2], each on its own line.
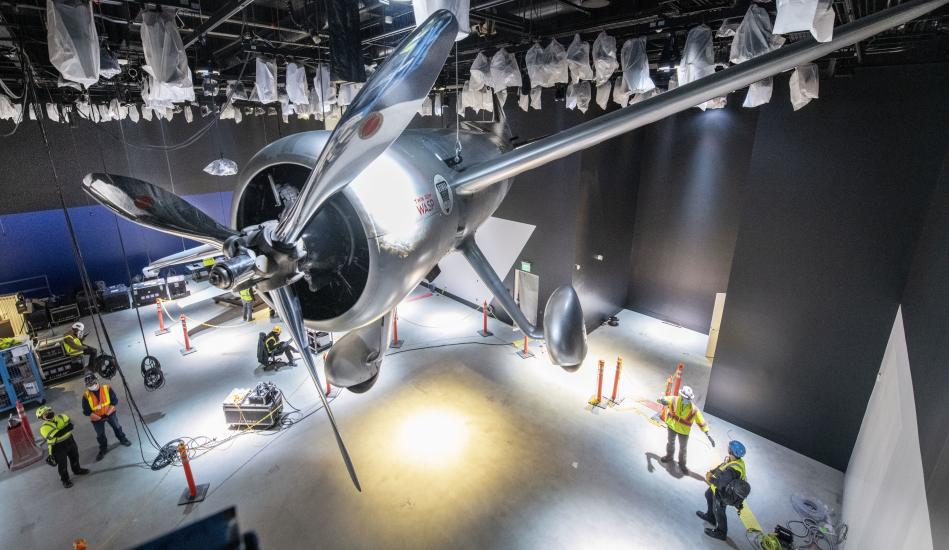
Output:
[81, 373, 131, 461]
[657, 386, 714, 473]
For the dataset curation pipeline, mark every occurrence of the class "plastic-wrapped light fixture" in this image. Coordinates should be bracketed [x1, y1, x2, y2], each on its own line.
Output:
[677, 25, 717, 110]
[592, 32, 619, 84]
[140, 7, 195, 108]
[525, 43, 544, 89]
[789, 64, 819, 110]
[541, 39, 568, 87]
[254, 57, 278, 104]
[47, 0, 100, 88]
[620, 37, 655, 94]
[566, 34, 594, 83]
[489, 48, 522, 90]
[773, 0, 835, 42]
[469, 52, 490, 91]
[204, 158, 238, 176]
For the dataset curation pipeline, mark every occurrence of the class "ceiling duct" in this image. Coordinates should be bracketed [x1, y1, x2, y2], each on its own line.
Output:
[512, 0, 608, 20]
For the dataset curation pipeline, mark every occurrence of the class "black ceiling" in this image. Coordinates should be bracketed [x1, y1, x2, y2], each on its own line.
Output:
[0, 0, 946, 105]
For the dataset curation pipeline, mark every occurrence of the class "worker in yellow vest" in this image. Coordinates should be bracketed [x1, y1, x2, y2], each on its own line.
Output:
[81, 373, 131, 461]
[657, 386, 714, 473]
[240, 288, 255, 322]
[265, 325, 297, 366]
[37, 405, 89, 488]
[698, 440, 750, 540]
[63, 322, 97, 368]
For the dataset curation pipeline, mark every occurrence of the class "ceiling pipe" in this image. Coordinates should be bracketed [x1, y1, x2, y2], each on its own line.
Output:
[453, 0, 949, 195]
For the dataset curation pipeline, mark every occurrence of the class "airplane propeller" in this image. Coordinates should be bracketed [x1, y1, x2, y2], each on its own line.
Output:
[80, 10, 460, 491]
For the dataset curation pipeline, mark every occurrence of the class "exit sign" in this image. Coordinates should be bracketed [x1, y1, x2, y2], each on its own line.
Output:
[520, 260, 532, 273]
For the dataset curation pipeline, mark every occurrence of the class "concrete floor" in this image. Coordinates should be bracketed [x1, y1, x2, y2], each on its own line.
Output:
[0, 285, 843, 549]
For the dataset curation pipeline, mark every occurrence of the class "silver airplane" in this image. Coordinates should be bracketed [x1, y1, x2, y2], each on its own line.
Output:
[81, 0, 948, 490]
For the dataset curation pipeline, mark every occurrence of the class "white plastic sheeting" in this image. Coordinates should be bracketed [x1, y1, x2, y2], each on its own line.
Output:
[565, 83, 578, 110]
[140, 8, 195, 108]
[595, 79, 612, 110]
[46, 0, 100, 88]
[518, 92, 529, 112]
[0, 94, 20, 121]
[337, 82, 364, 106]
[716, 18, 740, 38]
[612, 75, 630, 107]
[203, 158, 239, 176]
[773, 0, 835, 42]
[743, 77, 773, 108]
[592, 32, 619, 84]
[730, 4, 783, 64]
[285, 62, 309, 105]
[418, 96, 433, 116]
[183, 104, 193, 123]
[678, 25, 717, 110]
[490, 48, 522, 90]
[566, 34, 594, 83]
[99, 48, 121, 79]
[254, 57, 279, 104]
[620, 37, 655, 94]
[789, 63, 819, 110]
[311, 64, 336, 112]
[469, 52, 490, 91]
[529, 86, 542, 110]
[128, 104, 139, 123]
[575, 81, 591, 113]
[434, 93, 443, 116]
[412, 0, 470, 41]
[541, 39, 568, 87]
[495, 88, 508, 108]
[525, 43, 544, 89]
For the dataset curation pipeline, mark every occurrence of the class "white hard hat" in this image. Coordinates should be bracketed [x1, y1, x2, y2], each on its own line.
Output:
[680, 386, 695, 400]
[72, 322, 85, 332]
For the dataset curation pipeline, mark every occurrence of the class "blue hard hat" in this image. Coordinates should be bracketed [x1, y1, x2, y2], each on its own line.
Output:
[729, 440, 746, 458]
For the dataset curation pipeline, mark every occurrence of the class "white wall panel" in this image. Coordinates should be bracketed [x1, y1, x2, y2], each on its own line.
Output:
[842, 307, 933, 549]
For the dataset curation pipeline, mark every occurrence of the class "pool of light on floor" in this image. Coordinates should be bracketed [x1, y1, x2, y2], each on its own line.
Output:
[393, 407, 469, 466]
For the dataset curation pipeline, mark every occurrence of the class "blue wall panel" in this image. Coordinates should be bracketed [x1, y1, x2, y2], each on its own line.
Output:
[0, 191, 232, 295]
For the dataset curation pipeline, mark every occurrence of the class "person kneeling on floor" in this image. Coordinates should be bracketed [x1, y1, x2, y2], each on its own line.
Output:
[265, 325, 297, 367]
[81, 373, 131, 461]
[37, 405, 90, 488]
[698, 440, 750, 541]
[657, 385, 714, 473]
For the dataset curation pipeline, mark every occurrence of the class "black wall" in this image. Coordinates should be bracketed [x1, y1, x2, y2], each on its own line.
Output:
[706, 65, 949, 471]
[901, 151, 949, 543]
[494, 88, 641, 329]
[626, 101, 757, 334]
[0, 112, 323, 215]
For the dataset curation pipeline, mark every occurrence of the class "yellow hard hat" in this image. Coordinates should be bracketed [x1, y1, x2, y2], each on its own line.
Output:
[36, 405, 53, 419]
[273, 325, 281, 334]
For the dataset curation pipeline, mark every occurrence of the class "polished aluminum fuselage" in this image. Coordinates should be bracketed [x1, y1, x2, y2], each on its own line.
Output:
[233, 129, 511, 332]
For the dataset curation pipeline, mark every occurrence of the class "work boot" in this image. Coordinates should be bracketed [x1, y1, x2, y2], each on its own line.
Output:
[659, 455, 672, 463]
[96, 449, 106, 462]
[74, 468, 90, 475]
[704, 528, 726, 541]
[696, 511, 714, 524]
[62, 479, 73, 488]
[679, 462, 689, 474]
[120, 439, 132, 447]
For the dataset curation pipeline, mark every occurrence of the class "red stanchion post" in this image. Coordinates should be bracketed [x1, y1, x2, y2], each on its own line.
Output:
[390, 308, 404, 349]
[610, 357, 623, 402]
[589, 359, 605, 406]
[179, 315, 197, 356]
[516, 334, 534, 359]
[176, 442, 209, 505]
[477, 300, 493, 337]
[155, 298, 169, 336]
[323, 352, 333, 396]
[672, 363, 684, 396]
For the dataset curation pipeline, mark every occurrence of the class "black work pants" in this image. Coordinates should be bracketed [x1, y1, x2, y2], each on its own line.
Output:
[665, 427, 689, 465]
[79, 346, 98, 368]
[705, 488, 729, 535]
[92, 413, 128, 450]
[52, 437, 81, 482]
[270, 342, 296, 364]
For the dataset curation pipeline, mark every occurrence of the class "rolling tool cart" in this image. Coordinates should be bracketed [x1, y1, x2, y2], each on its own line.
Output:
[0, 340, 45, 413]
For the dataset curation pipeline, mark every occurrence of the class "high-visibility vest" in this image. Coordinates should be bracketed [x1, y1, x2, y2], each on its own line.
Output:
[265, 334, 279, 353]
[40, 414, 73, 454]
[202, 257, 216, 267]
[710, 458, 747, 494]
[84, 385, 112, 417]
[239, 289, 253, 302]
[62, 334, 84, 356]
[664, 396, 708, 436]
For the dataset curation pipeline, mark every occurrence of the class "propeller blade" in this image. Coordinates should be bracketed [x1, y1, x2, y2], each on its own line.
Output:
[273, 9, 459, 244]
[268, 286, 362, 491]
[146, 244, 220, 273]
[83, 173, 238, 247]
